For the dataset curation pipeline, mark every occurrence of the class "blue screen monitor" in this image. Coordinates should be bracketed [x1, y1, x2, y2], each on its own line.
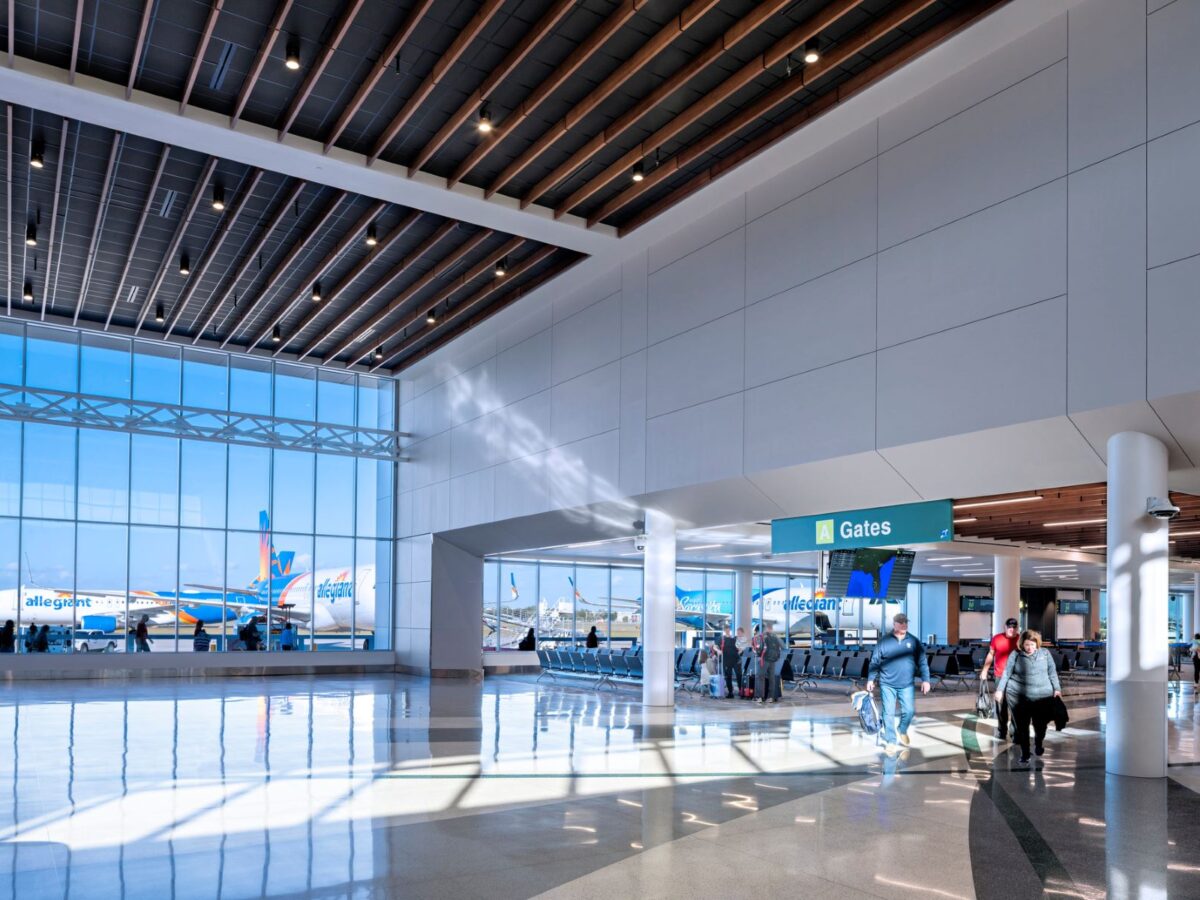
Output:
[825, 549, 916, 600]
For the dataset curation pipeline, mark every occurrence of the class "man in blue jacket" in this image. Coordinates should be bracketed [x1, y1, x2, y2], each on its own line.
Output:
[866, 613, 931, 752]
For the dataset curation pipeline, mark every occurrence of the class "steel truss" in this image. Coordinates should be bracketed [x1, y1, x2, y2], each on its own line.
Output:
[0, 382, 405, 461]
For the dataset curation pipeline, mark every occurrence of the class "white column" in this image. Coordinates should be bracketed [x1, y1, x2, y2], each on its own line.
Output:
[735, 569, 753, 635]
[1106, 431, 1169, 778]
[1193, 574, 1200, 646]
[642, 509, 676, 708]
[1184, 576, 1196, 648]
[993, 555, 1021, 635]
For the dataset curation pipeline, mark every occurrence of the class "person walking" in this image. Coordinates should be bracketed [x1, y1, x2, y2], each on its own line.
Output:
[135, 615, 152, 653]
[242, 617, 262, 652]
[517, 628, 536, 651]
[758, 621, 783, 703]
[1191, 632, 1200, 686]
[280, 622, 296, 651]
[34, 624, 50, 653]
[866, 613, 931, 753]
[719, 624, 742, 698]
[0, 620, 15, 653]
[994, 629, 1062, 766]
[24, 621, 37, 654]
[585, 626, 599, 649]
[982, 617, 1021, 740]
[192, 622, 212, 653]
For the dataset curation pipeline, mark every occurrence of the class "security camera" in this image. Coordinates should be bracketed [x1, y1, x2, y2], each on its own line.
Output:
[1146, 497, 1181, 520]
[633, 533, 648, 552]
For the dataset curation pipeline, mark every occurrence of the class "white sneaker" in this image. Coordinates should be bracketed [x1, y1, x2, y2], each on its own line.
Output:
[883, 742, 898, 755]
[898, 733, 911, 747]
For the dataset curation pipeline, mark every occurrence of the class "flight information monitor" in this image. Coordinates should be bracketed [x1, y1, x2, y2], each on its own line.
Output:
[960, 595, 995, 613]
[825, 548, 916, 600]
[1057, 600, 1090, 616]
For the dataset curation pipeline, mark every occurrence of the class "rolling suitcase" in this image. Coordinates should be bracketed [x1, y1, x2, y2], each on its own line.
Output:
[709, 674, 722, 698]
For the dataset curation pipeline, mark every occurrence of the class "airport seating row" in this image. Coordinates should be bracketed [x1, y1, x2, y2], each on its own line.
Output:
[535, 648, 645, 689]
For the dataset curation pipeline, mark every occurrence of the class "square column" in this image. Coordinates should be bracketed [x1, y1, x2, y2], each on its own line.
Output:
[642, 509, 676, 708]
[993, 555, 1021, 634]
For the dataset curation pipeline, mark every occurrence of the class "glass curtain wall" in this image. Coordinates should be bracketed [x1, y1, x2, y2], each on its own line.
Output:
[0, 322, 395, 654]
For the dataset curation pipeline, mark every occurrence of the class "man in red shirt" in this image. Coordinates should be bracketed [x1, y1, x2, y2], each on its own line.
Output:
[983, 617, 1020, 741]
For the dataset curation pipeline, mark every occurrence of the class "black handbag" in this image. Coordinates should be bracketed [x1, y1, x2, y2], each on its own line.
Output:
[976, 678, 996, 719]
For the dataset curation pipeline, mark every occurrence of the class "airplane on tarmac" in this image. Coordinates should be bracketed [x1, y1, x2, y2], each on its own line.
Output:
[0, 512, 376, 633]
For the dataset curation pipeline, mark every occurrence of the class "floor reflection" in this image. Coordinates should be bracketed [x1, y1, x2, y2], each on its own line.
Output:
[0, 675, 1195, 898]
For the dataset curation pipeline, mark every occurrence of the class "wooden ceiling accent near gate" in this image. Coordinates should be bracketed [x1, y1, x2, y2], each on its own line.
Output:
[952, 483, 1200, 560]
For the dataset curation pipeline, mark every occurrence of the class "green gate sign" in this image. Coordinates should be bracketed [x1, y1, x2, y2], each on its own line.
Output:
[771, 499, 953, 553]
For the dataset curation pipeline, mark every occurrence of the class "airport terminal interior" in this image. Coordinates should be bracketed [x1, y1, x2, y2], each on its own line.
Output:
[2, 0, 1200, 897]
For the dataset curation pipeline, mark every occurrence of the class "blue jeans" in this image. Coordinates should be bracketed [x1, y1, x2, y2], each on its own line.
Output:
[879, 683, 915, 744]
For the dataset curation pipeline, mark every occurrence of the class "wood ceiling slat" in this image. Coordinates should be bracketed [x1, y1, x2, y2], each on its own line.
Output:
[191, 178, 307, 341]
[324, 228, 494, 366]
[296, 220, 461, 361]
[7, 0, 14, 68]
[125, 0, 154, 99]
[367, 0, 508, 166]
[4, 104, 11, 317]
[73, 132, 122, 324]
[277, 209, 421, 357]
[405, 0, 576, 177]
[448, 0, 643, 188]
[219, 190, 350, 347]
[134, 155, 220, 332]
[68, 0, 84, 84]
[246, 199, 387, 350]
[164, 168, 267, 337]
[322, 0, 437, 153]
[377, 247, 562, 372]
[231, 0, 294, 127]
[103, 144, 170, 330]
[555, 0, 868, 221]
[39, 120, 70, 319]
[180, 1, 225, 113]
[277, 0, 365, 139]
[485, 0, 721, 199]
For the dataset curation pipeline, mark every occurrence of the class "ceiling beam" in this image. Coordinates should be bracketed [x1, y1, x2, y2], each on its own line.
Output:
[368, 0, 506, 166]
[322, 0, 437, 152]
[190, 178, 306, 341]
[331, 229, 494, 367]
[616, 0, 1002, 236]
[163, 167, 265, 337]
[276, 208, 420, 357]
[298, 219, 461, 361]
[231, 0, 293, 127]
[521, 0, 798, 209]
[6, 0, 13, 68]
[39, 119, 70, 319]
[135, 155, 219, 331]
[246, 199, 387, 351]
[73, 132, 121, 324]
[588, 0, 940, 227]
[0, 58, 614, 254]
[180, 1, 225, 113]
[555, 0, 868, 220]
[218, 190, 350, 347]
[104, 144, 169, 330]
[405, 0, 575, 177]
[276, 0, 364, 139]
[126, 0, 154, 100]
[448, 0, 643, 188]
[485, 0, 720, 199]
[4, 104, 10, 317]
[68, 0, 84, 84]
[374, 245, 558, 371]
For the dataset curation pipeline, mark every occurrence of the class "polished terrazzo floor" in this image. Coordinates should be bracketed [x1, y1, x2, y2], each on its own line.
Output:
[0, 672, 1197, 899]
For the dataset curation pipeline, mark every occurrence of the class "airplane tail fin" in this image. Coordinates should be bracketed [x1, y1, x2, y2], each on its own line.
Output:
[257, 511, 271, 584]
[271, 550, 295, 578]
[509, 572, 519, 601]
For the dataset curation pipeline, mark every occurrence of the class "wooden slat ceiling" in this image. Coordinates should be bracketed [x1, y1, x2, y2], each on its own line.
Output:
[2, 0, 1011, 371]
[952, 484, 1200, 561]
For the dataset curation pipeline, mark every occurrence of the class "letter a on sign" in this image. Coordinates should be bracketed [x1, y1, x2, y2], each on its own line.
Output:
[815, 519, 835, 545]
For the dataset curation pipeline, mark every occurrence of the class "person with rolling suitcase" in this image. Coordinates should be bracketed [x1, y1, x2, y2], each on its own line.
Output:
[758, 622, 783, 704]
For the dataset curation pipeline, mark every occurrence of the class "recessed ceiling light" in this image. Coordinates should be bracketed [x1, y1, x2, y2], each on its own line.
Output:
[365, 223, 377, 247]
[494, 259, 507, 278]
[723, 552, 762, 558]
[211, 185, 225, 211]
[22, 282, 33, 301]
[311, 282, 322, 302]
[179, 253, 190, 276]
[374, 346, 383, 361]
[29, 150, 43, 169]
[25, 224, 36, 247]
[155, 302, 164, 323]
[1170, 530, 1200, 537]
[1043, 518, 1106, 527]
[925, 556, 974, 562]
[1079, 545, 1106, 550]
[425, 309, 436, 325]
[953, 517, 977, 524]
[682, 544, 721, 551]
[803, 39, 820, 64]
[631, 164, 644, 183]
[477, 103, 492, 134]
[271, 325, 281, 344]
[953, 496, 1043, 510]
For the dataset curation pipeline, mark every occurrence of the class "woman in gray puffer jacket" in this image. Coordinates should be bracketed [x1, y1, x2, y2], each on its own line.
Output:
[994, 629, 1061, 765]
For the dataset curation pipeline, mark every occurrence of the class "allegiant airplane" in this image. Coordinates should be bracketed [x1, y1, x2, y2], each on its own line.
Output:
[0, 512, 375, 632]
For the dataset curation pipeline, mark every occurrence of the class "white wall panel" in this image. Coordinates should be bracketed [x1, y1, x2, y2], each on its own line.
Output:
[551, 292, 621, 384]
[450, 415, 501, 478]
[1068, 0, 1146, 169]
[490, 297, 553, 356]
[449, 468, 495, 530]
[498, 390, 552, 463]
[878, 61, 1066, 248]
[646, 312, 744, 418]
[877, 297, 1067, 448]
[648, 195, 745, 274]
[445, 358, 499, 428]
[621, 251, 648, 355]
[878, 180, 1066, 347]
[548, 430, 621, 510]
[619, 352, 647, 497]
[746, 161, 877, 304]
[1148, 0, 1200, 139]
[550, 362, 620, 447]
[493, 453, 550, 521]
[648, 229, 745, 343]
[1147, 121, 1200, 268]
[553, 266, 620, 322]
[744, 357, 876, 474]
[495, 328, 552, 404]
[878, 15, 1066, 152]
[1068, 146, 1146, 412]
[645, 393, 743, 493]
[747, 122, 877, 220]
[1148, 254, 1200, 399]
[411, 377, 452, 439]
[744, 257, 876, 388]
[411, 431, 451, 488]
